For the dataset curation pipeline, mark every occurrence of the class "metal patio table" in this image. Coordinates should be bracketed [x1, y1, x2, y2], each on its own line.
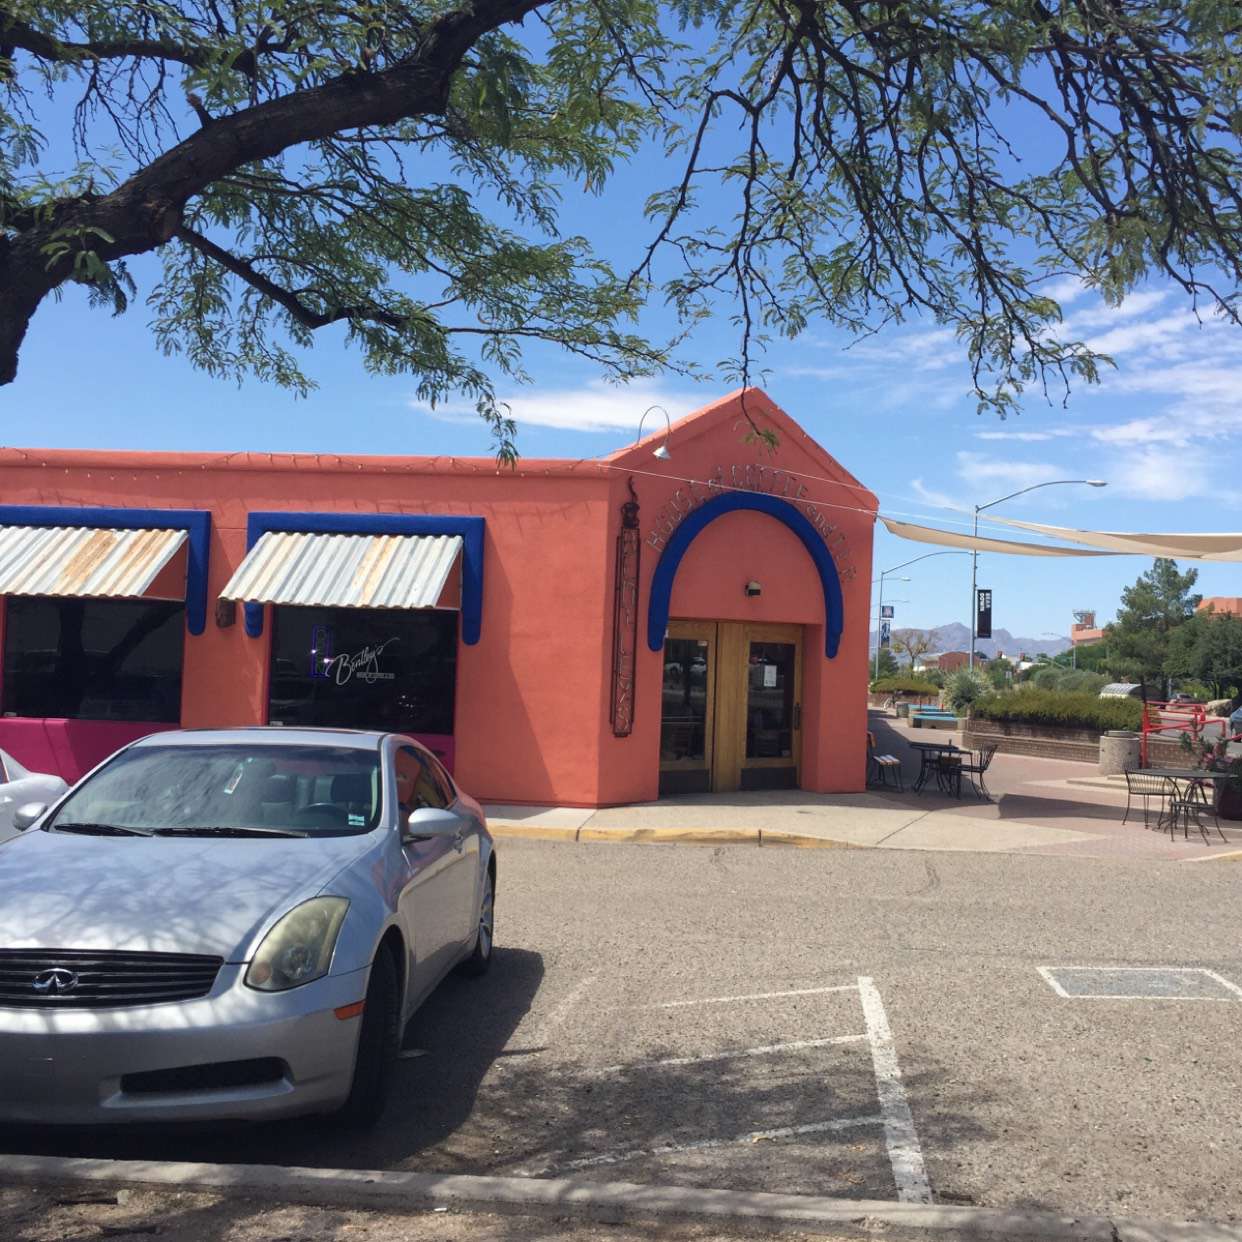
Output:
[909, 740, 970, 796]
[1141, 768, 1230, 841]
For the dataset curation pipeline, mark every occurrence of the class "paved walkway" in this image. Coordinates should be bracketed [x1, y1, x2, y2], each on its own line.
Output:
[486, 716, 1242, 862]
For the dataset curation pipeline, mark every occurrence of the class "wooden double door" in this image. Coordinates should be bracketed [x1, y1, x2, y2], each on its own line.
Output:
[658, 620, 802, 795]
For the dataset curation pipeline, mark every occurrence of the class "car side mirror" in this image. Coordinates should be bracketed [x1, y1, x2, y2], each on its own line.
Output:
[12, 803, 48, 832]
[402, 805, 459, 842]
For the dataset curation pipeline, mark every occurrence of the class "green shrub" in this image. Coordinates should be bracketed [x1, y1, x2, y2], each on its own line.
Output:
[973, 688, 1143, 731]
[1057, 670, 1108, 695]
[946, 669, 987, 712]
[1031, 665, 1063, 690]
[871, 676, 940, 695]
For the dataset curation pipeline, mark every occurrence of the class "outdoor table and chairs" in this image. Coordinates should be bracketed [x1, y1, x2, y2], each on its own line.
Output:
[910, 741, 999, 800]
[1123, 768, 1228, 843]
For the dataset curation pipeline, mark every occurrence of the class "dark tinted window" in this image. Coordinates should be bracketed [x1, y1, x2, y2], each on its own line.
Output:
[396, 746, 451, 811]
[269, 607, 456, 735]
[2, 597, 184, 722]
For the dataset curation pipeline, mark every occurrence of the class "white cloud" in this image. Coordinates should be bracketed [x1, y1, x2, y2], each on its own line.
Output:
[1107, 444, 1215, 502]
[1040, 275, 1091, 306]
[953, 453, 1066, 492]
[974, 428, 1074, 443]
[410, 379, 700, 434]
[910, 478, 968, 512]
[1062, 289, 1169, 331]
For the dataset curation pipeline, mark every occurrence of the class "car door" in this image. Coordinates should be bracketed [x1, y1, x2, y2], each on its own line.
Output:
[423, 752, 481, 948]
[393, 744, 466, 1000]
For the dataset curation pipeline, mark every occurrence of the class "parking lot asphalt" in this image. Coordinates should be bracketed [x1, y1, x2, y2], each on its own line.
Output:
[3, 841, 1242, 1229]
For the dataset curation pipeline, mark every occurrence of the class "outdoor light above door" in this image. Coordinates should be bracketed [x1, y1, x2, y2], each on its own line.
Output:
[635, 405, 673, 460]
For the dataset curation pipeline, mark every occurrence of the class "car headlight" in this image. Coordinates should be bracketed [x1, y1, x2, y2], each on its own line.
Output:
[245, 897, 349, 992]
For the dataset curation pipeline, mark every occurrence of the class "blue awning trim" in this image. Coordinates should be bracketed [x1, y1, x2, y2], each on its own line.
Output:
[0, 504, 212, 636]
[645, 492, 844, 658]
[241, 511, 485, 643]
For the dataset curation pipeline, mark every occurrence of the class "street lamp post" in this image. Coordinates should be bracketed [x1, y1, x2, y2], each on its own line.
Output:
[968, 479, 1107, 671]
[873, 550, 972, 680]
[872, 574, 909, 679]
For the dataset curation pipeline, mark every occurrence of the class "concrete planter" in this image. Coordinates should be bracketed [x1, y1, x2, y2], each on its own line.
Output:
[1098, 730, 1141, 776]
[1215, 781, 1242, 821]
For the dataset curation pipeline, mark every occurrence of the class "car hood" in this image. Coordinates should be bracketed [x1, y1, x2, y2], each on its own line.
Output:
[0, 830, 380, 959]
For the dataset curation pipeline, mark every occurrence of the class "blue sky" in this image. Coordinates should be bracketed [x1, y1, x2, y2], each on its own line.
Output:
[5, 52, 1241, 641]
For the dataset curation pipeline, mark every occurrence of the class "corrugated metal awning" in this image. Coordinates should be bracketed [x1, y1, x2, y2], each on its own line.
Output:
[0, 525, 188, 599]
[219, 531, 463, 610]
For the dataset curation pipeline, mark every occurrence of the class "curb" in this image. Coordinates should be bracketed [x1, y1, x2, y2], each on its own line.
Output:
[488, 824, 581, 843]
[488, 823, 859, 850]
[3, 1153, 1239, 1242]
[1182, 849, 1242, 863]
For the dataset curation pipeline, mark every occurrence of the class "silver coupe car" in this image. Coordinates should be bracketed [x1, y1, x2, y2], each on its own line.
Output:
[0, 727, 495, 1126]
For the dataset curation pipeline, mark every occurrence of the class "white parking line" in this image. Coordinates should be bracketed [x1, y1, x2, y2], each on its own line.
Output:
[541, 1115, 884, 1175]
[633, 984, 859, 1010]
[524, 973, 597, 1043]
[1037, 965, 1242, 1001]
[857, 976, 931, 1205]
[594, 1034, 868, 1075]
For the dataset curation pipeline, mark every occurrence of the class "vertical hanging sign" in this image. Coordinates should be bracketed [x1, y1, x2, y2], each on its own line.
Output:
[976, 589, 993, 641]
[611, 479, 641, 736]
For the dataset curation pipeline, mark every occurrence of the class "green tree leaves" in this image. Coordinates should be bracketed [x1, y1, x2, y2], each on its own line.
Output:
[3, 0, 1242, 449]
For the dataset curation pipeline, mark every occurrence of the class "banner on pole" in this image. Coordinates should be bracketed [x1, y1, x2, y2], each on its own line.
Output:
[880, 620, 892, 648]
[976, 589, 993, 641]
[880, 605, 894, 619]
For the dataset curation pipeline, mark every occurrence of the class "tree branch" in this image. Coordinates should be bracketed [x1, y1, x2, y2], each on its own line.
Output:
[1, 16, 221, 72]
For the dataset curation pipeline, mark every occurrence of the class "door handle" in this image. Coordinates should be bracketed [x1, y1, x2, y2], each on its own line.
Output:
[794, 703, 801, 730]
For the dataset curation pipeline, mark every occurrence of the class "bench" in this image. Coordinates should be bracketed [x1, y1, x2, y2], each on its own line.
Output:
[911, 711, 959, 731]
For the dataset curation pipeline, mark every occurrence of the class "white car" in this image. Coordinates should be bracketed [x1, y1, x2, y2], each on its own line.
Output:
[0, 749, 67, 840]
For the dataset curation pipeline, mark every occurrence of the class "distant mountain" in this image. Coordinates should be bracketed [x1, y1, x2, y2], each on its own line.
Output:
[870, 622, 1070, 659]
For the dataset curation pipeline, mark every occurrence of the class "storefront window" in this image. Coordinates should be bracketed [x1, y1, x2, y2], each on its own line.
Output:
[269, 607, 456, 735]
[2, 597, 185, 722]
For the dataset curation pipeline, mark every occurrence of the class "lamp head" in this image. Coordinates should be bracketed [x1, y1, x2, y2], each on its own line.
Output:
[652, 443, 671, 461]
[1086, 479, 1107, 487]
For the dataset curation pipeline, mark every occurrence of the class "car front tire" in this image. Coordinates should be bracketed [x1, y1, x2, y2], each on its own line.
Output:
[337, 947, 401, 1127]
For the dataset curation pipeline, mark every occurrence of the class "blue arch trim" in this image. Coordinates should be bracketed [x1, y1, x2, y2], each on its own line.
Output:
[0, 504, 212, 636]
[646, 492, 844, 658]
[241, 511, 485, 644]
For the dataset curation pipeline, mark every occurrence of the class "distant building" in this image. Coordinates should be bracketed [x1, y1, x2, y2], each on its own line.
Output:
[937, 651, 971, 673]
[1071, 609, 1105, 648]
[1197, 597, 1242, 618]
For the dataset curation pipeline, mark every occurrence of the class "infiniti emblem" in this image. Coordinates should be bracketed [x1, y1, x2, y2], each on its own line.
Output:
[32, 968, 79, 994]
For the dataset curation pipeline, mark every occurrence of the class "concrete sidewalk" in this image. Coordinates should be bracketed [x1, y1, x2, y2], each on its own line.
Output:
[485, 790, 1096, 853]
[485, 721, 1242, 861]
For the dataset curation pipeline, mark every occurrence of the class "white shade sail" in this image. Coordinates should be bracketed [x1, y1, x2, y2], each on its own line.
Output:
[220, 531, 463, 609]
[880, 517, 1120, 557]
[984, 517, 1242, 562]
[0, 525, 188, 598]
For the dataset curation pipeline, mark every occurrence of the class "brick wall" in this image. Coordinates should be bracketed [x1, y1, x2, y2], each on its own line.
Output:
[963, 721, 1194, 766]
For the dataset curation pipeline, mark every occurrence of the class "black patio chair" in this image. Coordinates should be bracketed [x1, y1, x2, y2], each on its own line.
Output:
[1121, 770, 1174, 829]
[958, 744, 998, 801]
[1167, 779, 1225, 844]
[935, 752, 964, 797]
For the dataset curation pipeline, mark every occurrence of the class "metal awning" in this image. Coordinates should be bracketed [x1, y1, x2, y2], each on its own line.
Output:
[219, 531, 463, 610]
[0, 525, 188, 599]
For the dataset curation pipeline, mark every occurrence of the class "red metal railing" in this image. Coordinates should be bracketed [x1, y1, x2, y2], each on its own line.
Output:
[1138, 700, 1229, 767]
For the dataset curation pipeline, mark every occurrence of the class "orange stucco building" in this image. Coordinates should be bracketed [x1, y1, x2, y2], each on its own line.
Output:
[0, 388, 876, 805]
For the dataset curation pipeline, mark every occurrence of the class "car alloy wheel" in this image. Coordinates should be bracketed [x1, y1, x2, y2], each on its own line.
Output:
[461, 869, 494, 977]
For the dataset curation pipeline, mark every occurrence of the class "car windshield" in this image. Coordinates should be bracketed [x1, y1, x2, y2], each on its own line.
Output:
[46, 743, 383, 838]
